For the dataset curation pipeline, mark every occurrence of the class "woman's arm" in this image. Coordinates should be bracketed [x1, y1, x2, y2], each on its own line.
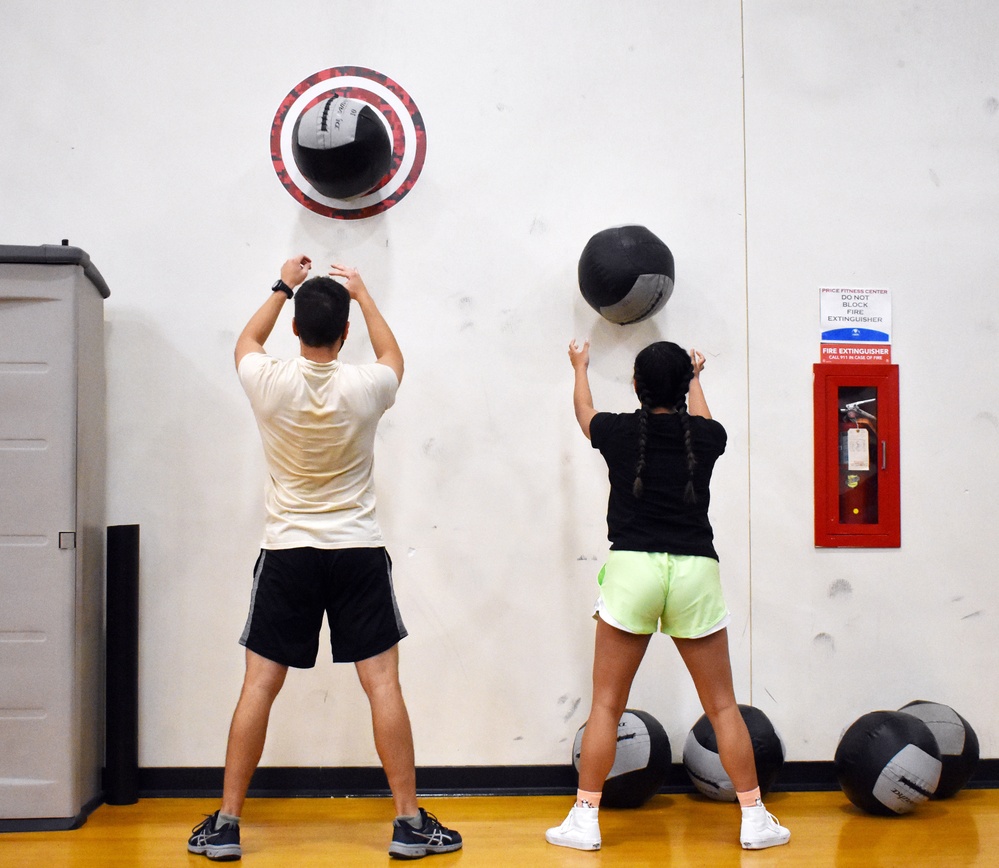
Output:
[569, 339, 597, 439]
[687, 349, 712, 419]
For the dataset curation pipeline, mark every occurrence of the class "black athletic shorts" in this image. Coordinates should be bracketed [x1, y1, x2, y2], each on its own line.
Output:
[239, 547, 408, 666]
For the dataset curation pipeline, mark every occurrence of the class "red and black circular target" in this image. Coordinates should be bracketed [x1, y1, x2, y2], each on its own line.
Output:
[271, 67, 427, 220]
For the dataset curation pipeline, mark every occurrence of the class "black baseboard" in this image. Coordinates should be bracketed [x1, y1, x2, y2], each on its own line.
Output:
[136, 759, 999, 799]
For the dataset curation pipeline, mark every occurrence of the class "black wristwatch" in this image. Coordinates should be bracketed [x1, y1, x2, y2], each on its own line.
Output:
[272, 279, 293, 299]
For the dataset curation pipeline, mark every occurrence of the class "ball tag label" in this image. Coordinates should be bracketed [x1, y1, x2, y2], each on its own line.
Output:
[297, 97, 362, 149]
[872, 744, 941, 813]
[324, 97, 361, 147]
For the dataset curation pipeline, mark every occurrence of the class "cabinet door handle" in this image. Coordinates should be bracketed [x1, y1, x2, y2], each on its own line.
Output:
[881, 441, 887, 470]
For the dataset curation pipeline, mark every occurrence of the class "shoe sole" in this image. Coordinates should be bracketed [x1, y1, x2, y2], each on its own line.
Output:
[389, 841, 463, 859]
[187, 843, 242, 861]
[545, 832, 600, 851]
[741, 834, 791, 850]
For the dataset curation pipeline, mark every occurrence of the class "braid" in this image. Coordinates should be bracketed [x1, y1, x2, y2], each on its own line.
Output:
[632, 341, 699, 502]
[676, 397, 698, 503]
[633, 384, 652, 498]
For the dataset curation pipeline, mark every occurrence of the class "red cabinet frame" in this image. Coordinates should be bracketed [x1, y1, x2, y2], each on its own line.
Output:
[813, 363, 900, 547]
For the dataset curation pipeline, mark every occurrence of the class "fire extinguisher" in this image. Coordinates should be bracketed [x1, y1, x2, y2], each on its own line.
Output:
[839, 398, 878, 523]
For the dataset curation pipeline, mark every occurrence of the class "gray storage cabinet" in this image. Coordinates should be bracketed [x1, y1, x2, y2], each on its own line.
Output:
[0, 244, 108, 830]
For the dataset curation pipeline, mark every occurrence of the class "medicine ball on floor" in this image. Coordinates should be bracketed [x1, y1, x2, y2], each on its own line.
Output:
[572, 709, 671, 808]
[577, 225, 674, 325]
[835, 710, 942, 815]
[898, 701, 979, 799]
[682, 704, 785, 801]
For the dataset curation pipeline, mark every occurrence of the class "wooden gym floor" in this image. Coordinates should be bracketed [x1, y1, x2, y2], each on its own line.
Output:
[1, 790, 996, 866]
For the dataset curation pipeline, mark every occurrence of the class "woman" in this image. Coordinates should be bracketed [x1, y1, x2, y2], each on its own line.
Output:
[546, 339, 790, 852]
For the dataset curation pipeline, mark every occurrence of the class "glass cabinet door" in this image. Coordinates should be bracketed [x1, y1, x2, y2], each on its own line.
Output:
[814, 365, 899, 547]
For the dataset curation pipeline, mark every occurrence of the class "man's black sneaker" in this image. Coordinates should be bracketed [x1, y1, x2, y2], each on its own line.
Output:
[388, 808, 462, 859]
[188, 811, 242, 861]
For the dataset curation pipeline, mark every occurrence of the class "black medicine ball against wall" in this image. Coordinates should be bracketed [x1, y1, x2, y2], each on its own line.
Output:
[834, 710, 942, 815]
[292, 95, 392, 199]
[898, 701, 979, 799]
[682, 704, 785, 801]
[577, 225, 675, 325]
[572, 709, 672, 808]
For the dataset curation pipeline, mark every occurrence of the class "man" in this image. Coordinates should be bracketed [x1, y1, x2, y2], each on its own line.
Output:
[188, 256, 461, 861]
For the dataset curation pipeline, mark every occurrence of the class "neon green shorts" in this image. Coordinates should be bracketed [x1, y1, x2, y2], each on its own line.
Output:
[594, 550, 731, 638]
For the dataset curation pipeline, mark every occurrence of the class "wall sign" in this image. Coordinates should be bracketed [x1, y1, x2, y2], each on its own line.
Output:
[819, 287, 892, 363]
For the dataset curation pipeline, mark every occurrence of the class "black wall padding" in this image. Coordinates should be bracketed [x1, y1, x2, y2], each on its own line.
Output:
[105, 524, 140, 805]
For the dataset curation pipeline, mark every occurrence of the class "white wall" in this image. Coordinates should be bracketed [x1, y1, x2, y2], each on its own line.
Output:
[1, 0, 995, 769]
[744, 0, 999, 761]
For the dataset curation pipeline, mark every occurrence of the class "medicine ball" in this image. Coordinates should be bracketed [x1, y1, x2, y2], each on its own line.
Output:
[682, 704, 785, 801]
[577, 225, 674, 325]
[898, 701, 979, 799]
[572, 709, 671, 808]
[291, 94, 392, 199]
[835, 710, 942, 815]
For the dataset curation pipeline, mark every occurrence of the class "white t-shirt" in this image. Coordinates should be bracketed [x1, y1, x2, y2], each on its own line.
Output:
[237, 353, 399, 549]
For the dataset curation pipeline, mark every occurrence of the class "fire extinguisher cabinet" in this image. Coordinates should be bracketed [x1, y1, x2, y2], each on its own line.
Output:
[0, 243, 108, 830]
[813, 363, 900, 548]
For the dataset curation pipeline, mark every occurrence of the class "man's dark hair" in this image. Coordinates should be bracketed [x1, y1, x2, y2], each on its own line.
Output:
[294, 276, 350, 347]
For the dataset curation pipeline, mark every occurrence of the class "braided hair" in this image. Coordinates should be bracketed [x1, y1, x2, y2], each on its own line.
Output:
[632, 342, 698, 503]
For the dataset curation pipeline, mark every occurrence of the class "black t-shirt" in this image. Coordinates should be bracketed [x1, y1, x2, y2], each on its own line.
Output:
[590, 410, 727, 558]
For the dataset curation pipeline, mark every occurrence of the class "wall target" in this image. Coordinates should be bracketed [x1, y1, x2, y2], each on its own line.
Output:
[271, 66, 427, 220]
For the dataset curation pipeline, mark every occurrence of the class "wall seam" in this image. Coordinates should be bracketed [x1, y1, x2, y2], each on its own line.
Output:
[739, 0, 754, 702]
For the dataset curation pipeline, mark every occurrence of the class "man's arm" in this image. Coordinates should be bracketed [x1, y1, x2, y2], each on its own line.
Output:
[234, 255, 312, 369]
[328, 263, 404, 383]
[568, 339, 597, 440]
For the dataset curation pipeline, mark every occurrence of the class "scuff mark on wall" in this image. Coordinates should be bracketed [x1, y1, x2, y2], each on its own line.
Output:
[828, 579, 852, 598]
[813, 632, 836, 653]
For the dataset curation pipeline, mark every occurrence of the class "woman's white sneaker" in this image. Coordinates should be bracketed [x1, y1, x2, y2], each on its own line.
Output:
[545, 805, 601, 851]
[740, 800, 791, 850]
